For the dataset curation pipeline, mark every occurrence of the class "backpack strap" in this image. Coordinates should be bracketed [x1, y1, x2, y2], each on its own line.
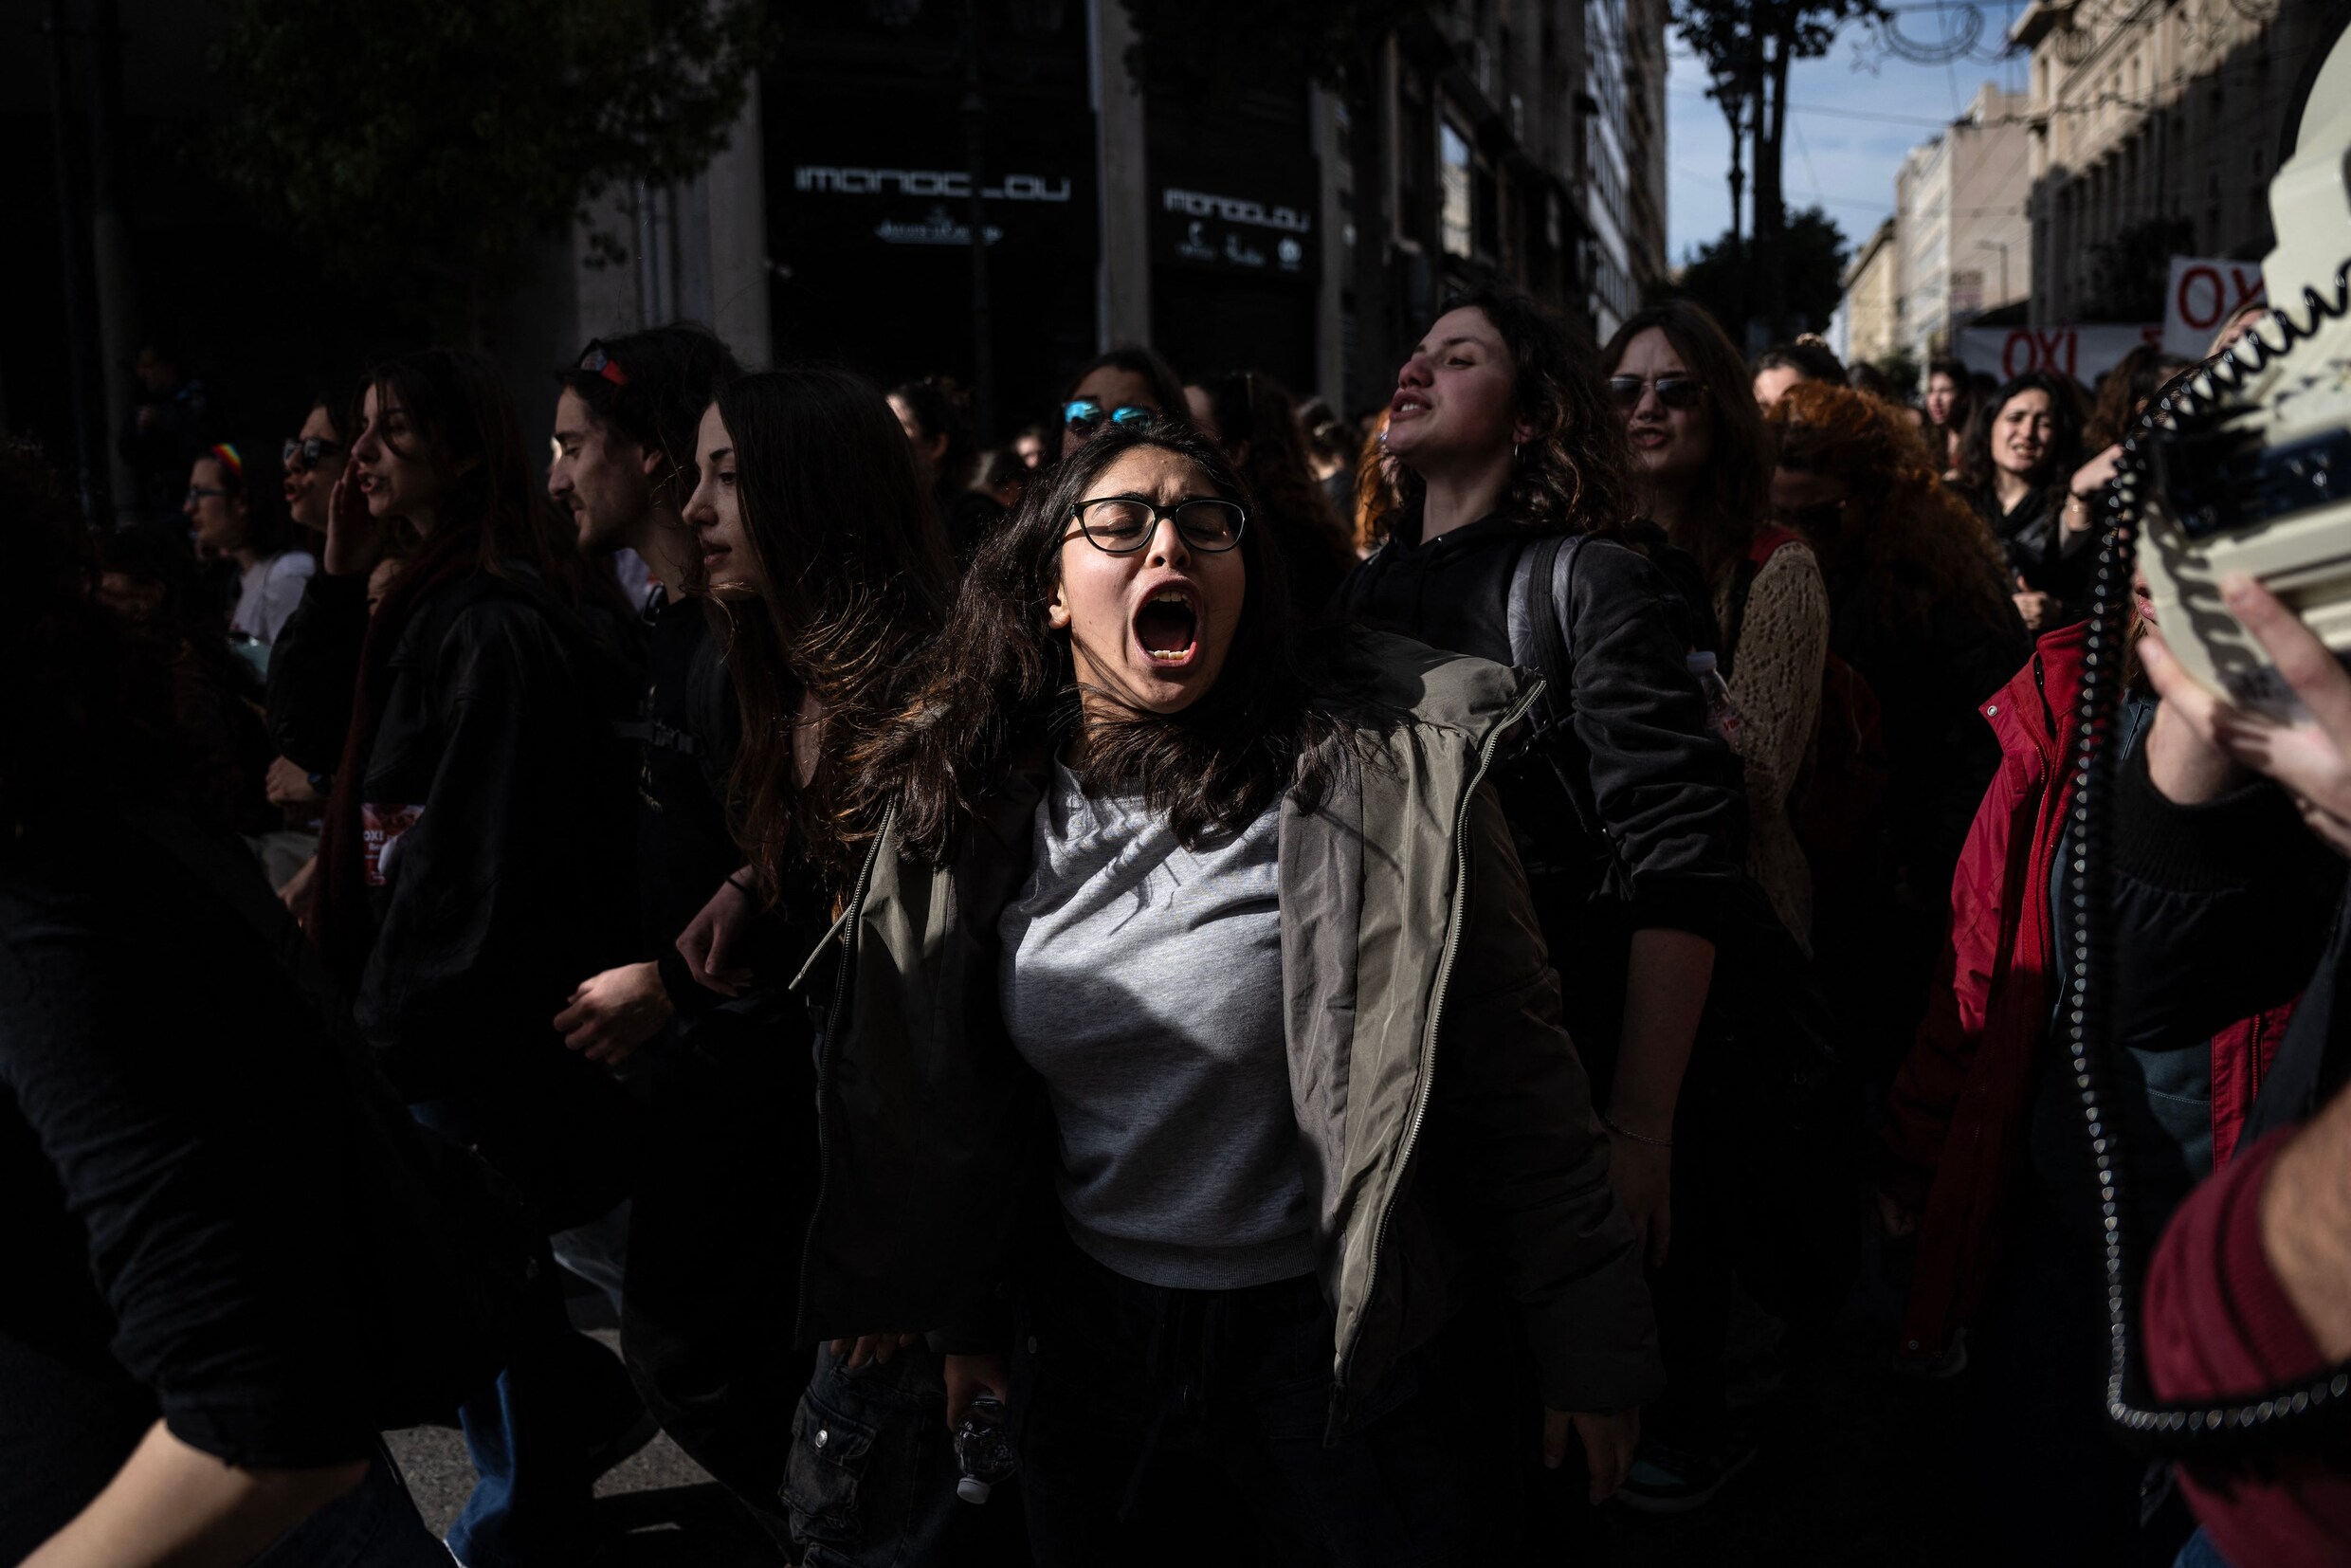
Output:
[1505, 534, 1617, 869]
[1721, 525, 1805, 684]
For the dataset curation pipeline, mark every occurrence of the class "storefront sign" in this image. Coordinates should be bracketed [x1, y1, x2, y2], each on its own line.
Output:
[1956, 323, 2162, 386]
[1152, 165, 1317, 279]
[2163, 255, 2268, 356]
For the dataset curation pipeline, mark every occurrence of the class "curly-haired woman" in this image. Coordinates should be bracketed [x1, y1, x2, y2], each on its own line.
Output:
[790, 421, 1656, 1562]
[1766, 381, 2030, 1067]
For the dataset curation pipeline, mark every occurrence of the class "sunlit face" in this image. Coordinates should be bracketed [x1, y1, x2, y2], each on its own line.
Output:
[184, 454, 246, 556]
[549, 387, 657, 557]
[682, 403, 760, 600]
[1925, 373, 1960, 426]
[1061, 366, 1164, 457]
[349, 384, 440, 526]
[1015, 429, 1045, 468]
[1753, 364, 1806, 410]
[1993, 389, 2055, 478]
[1048, 447, 1247, 719]
[887, 393, 948, 490]
[1385, 305, 1527, 472]
[283, 405, 346, 532]
[1613, 328, 1710, 489]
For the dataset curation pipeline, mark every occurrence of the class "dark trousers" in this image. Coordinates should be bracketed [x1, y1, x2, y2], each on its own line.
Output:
[621, 1020, 813, 1541]
[1011, 1244, 1516, 1568]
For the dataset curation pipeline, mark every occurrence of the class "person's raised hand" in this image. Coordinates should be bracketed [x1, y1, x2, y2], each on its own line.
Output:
[1542, 1407, 1640, 1502]
[2140, 575, 2351, 851]
[553, 961, 673, 1067]
[2014, 576, 2053, 632]
[320, 465, 383, 578]
[675, 868, 757, 996]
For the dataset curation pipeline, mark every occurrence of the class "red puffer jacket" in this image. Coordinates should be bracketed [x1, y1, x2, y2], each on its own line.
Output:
[1878, 620, 2294, 1365]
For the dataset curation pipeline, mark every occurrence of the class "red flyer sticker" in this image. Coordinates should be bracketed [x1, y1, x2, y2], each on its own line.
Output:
[360, 803, 426, 886]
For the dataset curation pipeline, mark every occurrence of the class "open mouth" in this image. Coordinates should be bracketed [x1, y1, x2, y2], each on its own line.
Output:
[1133, 584, 1201, 666]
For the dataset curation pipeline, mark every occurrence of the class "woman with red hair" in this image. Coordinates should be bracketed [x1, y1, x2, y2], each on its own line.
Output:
[1762, 382, 2029, 1068]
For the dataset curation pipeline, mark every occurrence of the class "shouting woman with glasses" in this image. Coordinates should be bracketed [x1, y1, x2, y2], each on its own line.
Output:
[1604, 301, 1827, 956]
[1056, 343, 1187, 456]
[798, 421, 1656, 1564]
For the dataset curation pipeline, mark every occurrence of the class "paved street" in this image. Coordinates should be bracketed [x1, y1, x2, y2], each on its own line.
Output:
[382, 1249, 1973, 1567]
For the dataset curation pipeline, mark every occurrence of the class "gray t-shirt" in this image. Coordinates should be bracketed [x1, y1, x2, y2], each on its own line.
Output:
[999, 763, 1315, 1290]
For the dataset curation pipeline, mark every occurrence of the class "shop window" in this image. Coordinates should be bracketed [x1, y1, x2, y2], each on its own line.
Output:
[1441, 120, 1473, 259]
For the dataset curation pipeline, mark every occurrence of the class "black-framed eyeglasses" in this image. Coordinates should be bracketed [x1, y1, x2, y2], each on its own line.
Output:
[185, 485, 228, 504]
[1606, 374, 1706, 411]
[579, 340, 629, 387]
[1063, 399, 1154, 440]
[282, 436, 346, 471]
[1069, 495, 1247, 554]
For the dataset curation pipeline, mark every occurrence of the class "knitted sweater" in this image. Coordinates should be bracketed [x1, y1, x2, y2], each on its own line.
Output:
[1714, 539, 1830, 951]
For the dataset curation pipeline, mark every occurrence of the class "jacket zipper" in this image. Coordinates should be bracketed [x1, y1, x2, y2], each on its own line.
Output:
[1326, 681, 1546, 1440]
[793, 809, 892, 1347]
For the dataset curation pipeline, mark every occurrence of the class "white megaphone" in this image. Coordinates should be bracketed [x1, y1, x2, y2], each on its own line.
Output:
[2134, 21, 2351, 719]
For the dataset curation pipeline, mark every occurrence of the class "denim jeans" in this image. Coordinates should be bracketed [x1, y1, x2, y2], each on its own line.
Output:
[1011, 1245, 1504, 1567]
[252, 1453, 449, 1567]
[780, 1342, 1030, 1568]
[2175, 1527, 2234, 1568]
[445, 1302, 643, 1568]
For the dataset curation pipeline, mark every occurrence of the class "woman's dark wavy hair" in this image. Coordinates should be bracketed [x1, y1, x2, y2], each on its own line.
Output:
[364, 348, 563, 581]
[1601, 299, 1770, 589]
[2085, 344, 2190, 450]
[1395, 287, 1636, 540]
[712, 366, 955, 891]
[1769, 381, 2014, 631]
[1958, 369, 2086, 499]
[866, 421, 1345, 866]
[1191, 369, 1355, 585]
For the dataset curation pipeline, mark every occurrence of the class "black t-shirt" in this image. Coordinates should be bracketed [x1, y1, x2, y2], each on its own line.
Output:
[0, 802, 391, 1559]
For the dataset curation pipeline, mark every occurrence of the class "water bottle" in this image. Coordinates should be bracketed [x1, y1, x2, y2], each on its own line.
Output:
[1687, 651, 1744, 757]
[953, 1393, 1017, 1504]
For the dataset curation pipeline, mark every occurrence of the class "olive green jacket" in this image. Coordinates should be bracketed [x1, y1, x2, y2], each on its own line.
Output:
[792, 631, 1661, 1433]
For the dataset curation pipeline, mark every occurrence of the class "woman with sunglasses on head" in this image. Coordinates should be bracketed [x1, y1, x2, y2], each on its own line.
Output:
[1184, 369, 1355, 614]
[1332, 290, 1744, 1515]
[1057, 343, 1187, 456]
[307, 348, 648, 1568]
[185, 441, 312, 650]
[1605, 301, 1828, 955]
[798, 419, 1654, 1564]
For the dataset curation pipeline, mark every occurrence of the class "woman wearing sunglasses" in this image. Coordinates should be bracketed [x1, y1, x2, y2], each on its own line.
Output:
[282, 389, 357, 535]
[794, 422, 1655, 1563]
[1604, 301, 1826, 956]
[1056, 343, 1187, 456]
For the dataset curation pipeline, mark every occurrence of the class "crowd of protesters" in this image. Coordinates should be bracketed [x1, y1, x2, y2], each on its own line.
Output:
[7, 284, 2350, 1568]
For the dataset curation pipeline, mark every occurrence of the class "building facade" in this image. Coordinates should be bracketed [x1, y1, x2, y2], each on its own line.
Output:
[2012, 0, 2338, 324]
[564, 0, 1672, 438]
[1838, 217, 1903, 370]
[1892, 82, 2032, 366]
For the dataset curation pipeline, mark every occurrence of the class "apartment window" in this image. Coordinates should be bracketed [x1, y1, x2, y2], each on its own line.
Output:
[1441, 120, 1474, 259]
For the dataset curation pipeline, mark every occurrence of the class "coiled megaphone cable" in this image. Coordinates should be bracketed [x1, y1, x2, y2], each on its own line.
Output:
[2074, 256, 2351, 1457]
